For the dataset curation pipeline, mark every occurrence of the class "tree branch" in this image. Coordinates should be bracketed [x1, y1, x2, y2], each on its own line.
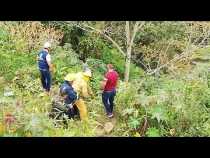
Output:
[74, 23, 126, 57]
[147, 26, 210, 76]
[130, 22, 145, 48]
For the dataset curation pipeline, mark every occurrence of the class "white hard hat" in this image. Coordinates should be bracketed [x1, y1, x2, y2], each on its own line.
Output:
[83, 69, 92, 77]
[44, 42, 51, 48]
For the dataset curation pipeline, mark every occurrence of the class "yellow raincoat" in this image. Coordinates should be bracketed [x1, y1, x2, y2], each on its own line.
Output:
[68, 72, 93, 121]
[73, 72, 92, 98]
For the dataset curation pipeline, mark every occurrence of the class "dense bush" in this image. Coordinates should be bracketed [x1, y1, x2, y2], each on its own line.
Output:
[53, 43, 83, 84]
[0, 21, 63, 81]
[0, 52, 35, 81]
[0, 21, 63, 53]
[115, 69, 210, 137]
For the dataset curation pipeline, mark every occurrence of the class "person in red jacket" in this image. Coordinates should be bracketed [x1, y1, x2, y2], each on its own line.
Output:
[101, 64, 119, 118]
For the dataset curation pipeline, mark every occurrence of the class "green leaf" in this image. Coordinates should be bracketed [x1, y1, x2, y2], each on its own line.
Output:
[146, 127, 160, 137]
[128, 117, 141, 130]
[149, 104, 169, 123]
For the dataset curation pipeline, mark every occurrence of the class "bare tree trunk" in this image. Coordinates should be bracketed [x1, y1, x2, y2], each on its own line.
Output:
[124, 53, 131, 83]
[124, 21, 131, 83]
[124, 21, 144, 83]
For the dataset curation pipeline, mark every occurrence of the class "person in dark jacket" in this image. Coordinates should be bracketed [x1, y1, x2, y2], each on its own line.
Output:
[60, 74, 79, 118]
[37, 42, 53, 95]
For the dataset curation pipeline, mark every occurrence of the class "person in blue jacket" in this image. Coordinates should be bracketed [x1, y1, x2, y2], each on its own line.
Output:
[37, 42, 53, 95]
[59, 74, 79, 118]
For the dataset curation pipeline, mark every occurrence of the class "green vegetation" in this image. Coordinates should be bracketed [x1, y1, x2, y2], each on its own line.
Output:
[1, 21, 210, 137]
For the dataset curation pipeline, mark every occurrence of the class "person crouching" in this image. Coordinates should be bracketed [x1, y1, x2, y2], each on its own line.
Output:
[60, 74, 79, 119]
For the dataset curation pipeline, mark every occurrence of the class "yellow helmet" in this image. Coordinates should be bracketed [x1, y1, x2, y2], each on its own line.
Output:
[64, 74, 76, 82]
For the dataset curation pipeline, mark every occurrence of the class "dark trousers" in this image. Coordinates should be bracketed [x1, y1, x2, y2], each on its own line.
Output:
[102, 89, 116, 115]
[39, 70, 51, 92]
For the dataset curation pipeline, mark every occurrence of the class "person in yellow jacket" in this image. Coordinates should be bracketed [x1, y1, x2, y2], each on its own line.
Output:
[64, 69, 93, 121]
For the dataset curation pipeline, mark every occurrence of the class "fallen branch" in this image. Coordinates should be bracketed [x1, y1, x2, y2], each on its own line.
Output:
[139, 116, 148, 136]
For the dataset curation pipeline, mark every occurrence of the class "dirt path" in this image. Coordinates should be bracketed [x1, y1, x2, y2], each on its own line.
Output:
[95, 115, 117, 136]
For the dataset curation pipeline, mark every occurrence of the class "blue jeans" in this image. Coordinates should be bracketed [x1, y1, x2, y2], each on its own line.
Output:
[102, 89, 116, 115]
[39, 70, 51, 92]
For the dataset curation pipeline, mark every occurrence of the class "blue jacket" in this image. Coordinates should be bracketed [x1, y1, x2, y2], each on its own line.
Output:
[60, 81, 77, 104]
[38, 50, 49, 71]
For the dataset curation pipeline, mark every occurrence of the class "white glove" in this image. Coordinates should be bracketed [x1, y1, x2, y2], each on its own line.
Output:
[67, 104, 73, 109]
[76, 93, 80, 100]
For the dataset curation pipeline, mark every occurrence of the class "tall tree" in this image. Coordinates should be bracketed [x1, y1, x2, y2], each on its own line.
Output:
[71, 21, 145, 83]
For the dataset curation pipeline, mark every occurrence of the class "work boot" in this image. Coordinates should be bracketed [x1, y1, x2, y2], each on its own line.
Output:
[107, 113, 114, 118]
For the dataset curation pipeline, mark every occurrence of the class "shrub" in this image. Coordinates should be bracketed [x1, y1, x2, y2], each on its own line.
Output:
[0, 21, 63, 53]
[101, 47, 144, 80]
[53, 43, 82, 84]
